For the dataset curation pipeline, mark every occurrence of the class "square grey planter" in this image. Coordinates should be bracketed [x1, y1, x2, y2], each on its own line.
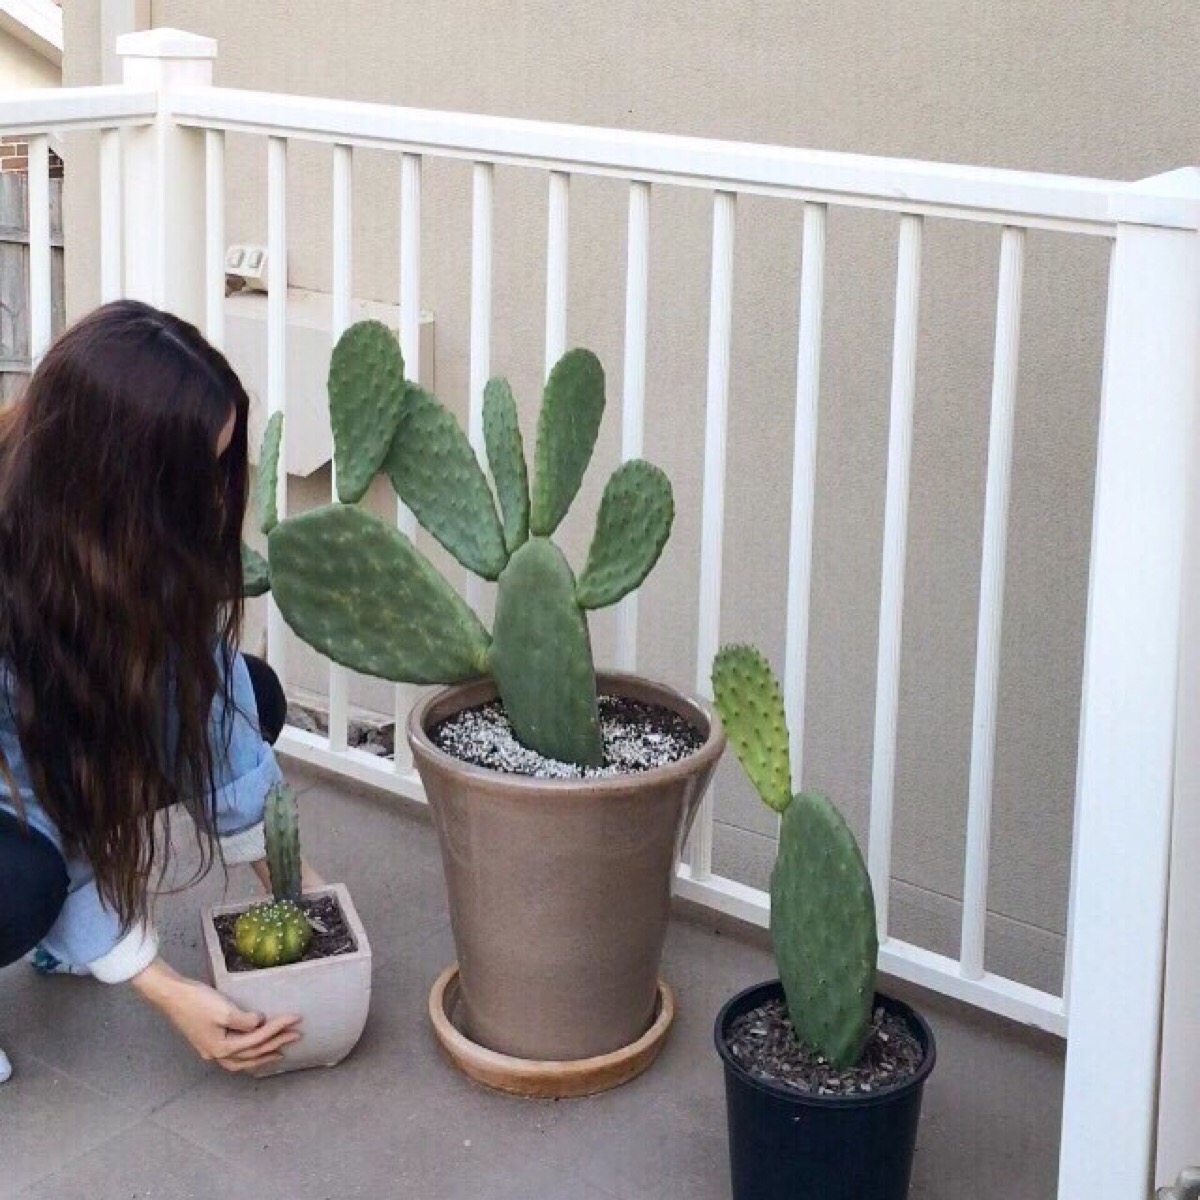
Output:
[201, 882, 372, 1077]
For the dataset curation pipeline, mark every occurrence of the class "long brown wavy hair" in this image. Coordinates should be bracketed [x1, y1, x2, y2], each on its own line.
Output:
[0, 300, 251, 928]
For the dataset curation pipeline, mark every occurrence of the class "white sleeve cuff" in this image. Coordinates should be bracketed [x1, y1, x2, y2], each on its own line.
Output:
[87, 921, 160, 984]
[219, 820, 265, 865]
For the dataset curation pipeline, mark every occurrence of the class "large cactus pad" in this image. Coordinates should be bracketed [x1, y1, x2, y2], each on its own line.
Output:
[711, 645, 792, 813]
[577, 460, 674, 610]
[268, 504, 491, 684]
[264, 784, 302, 903]
[385, 385, 508, 580]
[241, 543, 270, 598]
[328, 321, 407, 504]
[771, 792, 878, 1068]
[530, 349, 605, 537]
[483, 377, 530, 554]
[490, 537, 603, 766]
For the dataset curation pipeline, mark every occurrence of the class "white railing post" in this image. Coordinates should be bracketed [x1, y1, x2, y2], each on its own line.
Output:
[1156, 179, 1200, 1183]
[118, 28, 215, 325]
[1059, 169, 1200, 1200]
[1158, 456, 1200, 1187]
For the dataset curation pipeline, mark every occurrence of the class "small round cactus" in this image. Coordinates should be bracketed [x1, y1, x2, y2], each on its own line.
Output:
[233, 899, 313, 968]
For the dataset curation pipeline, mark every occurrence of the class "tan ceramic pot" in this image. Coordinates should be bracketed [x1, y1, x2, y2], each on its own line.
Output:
[409, 672, 724, 1063]
[201, 883, 372, 1077]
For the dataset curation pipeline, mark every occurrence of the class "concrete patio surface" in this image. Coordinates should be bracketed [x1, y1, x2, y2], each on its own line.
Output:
[0, 765, 1064, 1199]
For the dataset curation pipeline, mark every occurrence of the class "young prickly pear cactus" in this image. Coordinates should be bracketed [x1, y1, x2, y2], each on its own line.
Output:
[233, 784, 312, 969]
[712, 645, 878, 1069]
[262, 322, 675, 767]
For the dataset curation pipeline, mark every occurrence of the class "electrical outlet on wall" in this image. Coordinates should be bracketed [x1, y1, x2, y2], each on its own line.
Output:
[225, 244, 270, 293]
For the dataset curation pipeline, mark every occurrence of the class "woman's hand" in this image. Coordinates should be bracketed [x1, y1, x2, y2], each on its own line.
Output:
[130, 958, 301, 1072]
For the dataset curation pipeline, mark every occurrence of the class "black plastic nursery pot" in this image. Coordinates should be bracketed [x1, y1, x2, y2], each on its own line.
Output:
[714, 980, 936, 1200]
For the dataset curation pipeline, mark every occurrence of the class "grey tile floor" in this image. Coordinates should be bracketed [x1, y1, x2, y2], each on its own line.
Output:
[0, 767, 1065, 1199]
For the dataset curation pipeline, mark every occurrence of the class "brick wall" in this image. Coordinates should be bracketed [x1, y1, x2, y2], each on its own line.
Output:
[0, 137, 64, 177]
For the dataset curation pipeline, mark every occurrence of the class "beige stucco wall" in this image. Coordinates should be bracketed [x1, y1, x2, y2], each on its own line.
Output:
[0, 30, 58, 90]
[63, 1, 1200, 992]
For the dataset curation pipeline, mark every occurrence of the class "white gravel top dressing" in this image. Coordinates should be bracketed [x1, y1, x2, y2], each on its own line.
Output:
[431, 695, 704, 779]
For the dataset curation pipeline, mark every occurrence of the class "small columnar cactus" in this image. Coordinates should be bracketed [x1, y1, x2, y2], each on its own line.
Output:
[711, 645, 878, 1068]
[254, 321, 674, 767]
[233, 784, 312, 969]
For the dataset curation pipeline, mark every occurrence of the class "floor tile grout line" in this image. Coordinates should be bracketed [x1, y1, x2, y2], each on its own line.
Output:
[2, 1076, 143, 1198]
[15, 1045, 146, 1113]
[141, 1113, 285, 1185]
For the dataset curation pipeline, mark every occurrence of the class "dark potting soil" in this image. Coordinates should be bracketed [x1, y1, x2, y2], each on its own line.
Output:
[214, 895, 356, 973]
[726, 998, 925, 1097]
[431, 694, 705, 779]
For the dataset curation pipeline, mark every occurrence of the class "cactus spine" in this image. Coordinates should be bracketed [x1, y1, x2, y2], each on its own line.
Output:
[233, 784, 312, 969]
[711, 645, 878, 1069]
[260, 323, 675, 767]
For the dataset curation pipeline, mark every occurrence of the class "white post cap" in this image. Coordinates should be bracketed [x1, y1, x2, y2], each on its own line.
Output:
[116, 28, 217, 60]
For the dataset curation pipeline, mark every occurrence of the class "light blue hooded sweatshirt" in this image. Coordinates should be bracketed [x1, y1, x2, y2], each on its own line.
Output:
[0, 649, 282, 983]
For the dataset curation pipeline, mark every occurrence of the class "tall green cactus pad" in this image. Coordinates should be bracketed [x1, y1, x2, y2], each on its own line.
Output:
[490, 538, 603, 765]
[328, 321, 407, 504]
[268, 504, 490, 684]
[577, 460, 674, 610]
[771, 792, 878, 1068]
[483, 377, 530, 554]
[710, 645, 792, 813]
[264, 783, 302, 902]
[241, 543, 270, 598]
[385, 386, 508, 580]
[255, 411, 284, 535]
[529, 349, 605, 537]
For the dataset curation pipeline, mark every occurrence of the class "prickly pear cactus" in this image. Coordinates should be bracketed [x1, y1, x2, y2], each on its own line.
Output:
[483, 378, 530, 554]
[771, 792, 878, 1068]
[712, 645, 879, 1069]
[233, 899, 312, 968]
[264, 324, 676, 767]
[328, 321, 407, 504]
[256, 411, 284, 535]
[240, 409, 287, 600]
[241, 542, 270, 598]
[709, 645, 792, 812]
[491, 538, 601, 766]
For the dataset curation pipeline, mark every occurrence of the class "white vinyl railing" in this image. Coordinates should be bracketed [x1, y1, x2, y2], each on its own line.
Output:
[5, 28, 1200, 1197]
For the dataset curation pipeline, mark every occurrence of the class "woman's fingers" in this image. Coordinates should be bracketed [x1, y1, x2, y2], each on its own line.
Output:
[221, 1012, 300, 1056]
[220, 1052, 283, 1073]
[221, 1004, 266, 1033]
[229, 1029, 301, 1063]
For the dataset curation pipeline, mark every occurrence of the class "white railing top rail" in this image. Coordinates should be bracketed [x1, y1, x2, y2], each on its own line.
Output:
[0, 84, 156, 136]
[166, 84, 1200, 235]
[1, 78, 1196, 233]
